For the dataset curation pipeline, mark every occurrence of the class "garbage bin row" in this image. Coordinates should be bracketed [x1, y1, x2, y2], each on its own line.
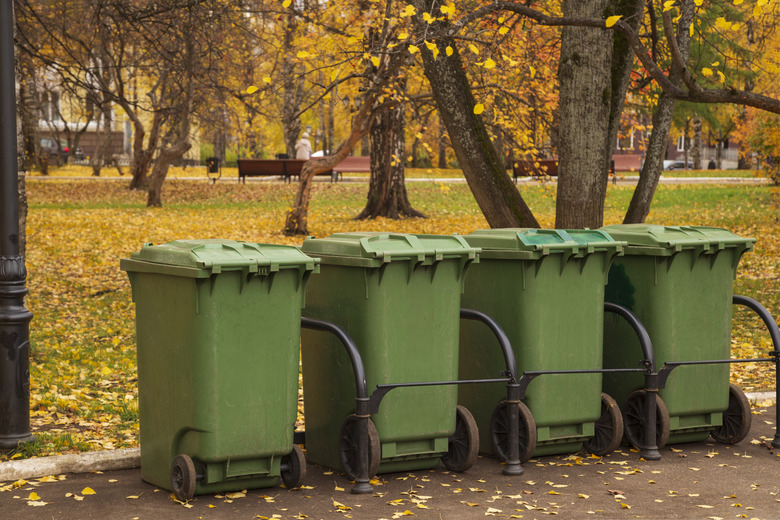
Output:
[121, 225, 780, 502]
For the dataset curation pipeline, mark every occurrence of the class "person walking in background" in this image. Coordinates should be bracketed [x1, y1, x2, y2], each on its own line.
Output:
[295, 132, 312, 159]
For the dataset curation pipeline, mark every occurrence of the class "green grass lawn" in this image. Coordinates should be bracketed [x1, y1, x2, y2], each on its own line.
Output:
[3, 178, 778, 461]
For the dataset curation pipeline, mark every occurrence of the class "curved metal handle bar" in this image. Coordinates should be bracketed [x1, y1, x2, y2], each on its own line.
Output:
[733, 295, 780, 449]
[300, 317, 369, 404]
[733, 295, 780, 354]
[604, 302, 656, 373]
[460, 308, 518, 382]
[300, 317, 373, 494]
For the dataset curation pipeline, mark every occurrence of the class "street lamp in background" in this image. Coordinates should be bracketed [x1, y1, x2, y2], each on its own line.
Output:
[0, 0, 35, 449]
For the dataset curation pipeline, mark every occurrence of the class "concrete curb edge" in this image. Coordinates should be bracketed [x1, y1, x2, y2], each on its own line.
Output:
[0, 447, 140, 482]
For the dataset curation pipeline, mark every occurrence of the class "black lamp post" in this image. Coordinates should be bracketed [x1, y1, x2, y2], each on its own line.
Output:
[0, 0, 35, 449]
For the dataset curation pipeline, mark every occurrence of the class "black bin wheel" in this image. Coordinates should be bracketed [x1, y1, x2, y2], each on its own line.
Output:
[339, 414, 381, 480]
[711, 383, 752, 445]
[583, 393, 624, 456]
[490, 400, 537, 463]
[171, 454, 197, 501]
[623, 389, 671, 450]
[441, 405, 479, 472]
[281, 444, 307, 488]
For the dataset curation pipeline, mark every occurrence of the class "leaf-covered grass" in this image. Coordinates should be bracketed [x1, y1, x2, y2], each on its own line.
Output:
[5, 178, 778, 461]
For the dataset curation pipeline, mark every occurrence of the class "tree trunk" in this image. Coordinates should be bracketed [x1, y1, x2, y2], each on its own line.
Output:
[624, 94, 675, 223]
[128, 115, 150, 189]
[681, 119, 689, 169]
[91, 110, 112, 177]
[357, 102, 424, 220]
[604, 0, 645, 178]
[417, 33, 538, 228]
[555, 0, 613, 229]
[624, 3, 692, 223]
[146, 142, 190, 207]
[692, 116, 702, 169]
[284, 104, 373, 235]
[438, 118, 447, 169]
[281, 11, 302, 156]
[715, 133, 723, 168]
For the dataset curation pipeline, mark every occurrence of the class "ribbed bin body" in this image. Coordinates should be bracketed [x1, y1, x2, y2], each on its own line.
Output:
[122, 240, 316, 494]
[601, 225, 754, 443]
[300, 233, 477, 473]
[459, 229, 623, 456]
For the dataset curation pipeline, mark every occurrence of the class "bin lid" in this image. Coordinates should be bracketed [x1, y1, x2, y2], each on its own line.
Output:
[301, 232, 478, 267]
[120, 239, 319, 278]
[464, 228, 623, 259]
[600, 224, 755, 256]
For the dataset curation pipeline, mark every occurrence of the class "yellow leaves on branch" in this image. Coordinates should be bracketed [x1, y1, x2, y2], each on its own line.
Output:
[605, 15, 621, 28]
[400, 4, 416, 18]
[473, 103, 485, 115]
[439, 3, 456, 18]
[424, 41, 439, 59]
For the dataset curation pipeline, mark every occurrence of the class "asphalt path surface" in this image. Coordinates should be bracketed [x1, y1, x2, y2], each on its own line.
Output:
[3, 405, 779, 520]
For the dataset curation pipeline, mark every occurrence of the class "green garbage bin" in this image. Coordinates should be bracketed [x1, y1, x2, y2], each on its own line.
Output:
[120, 239, 318, 499]
[458, 229, 625, 460]
[300, 232, 479, 477]
[601, 225, 755, 447]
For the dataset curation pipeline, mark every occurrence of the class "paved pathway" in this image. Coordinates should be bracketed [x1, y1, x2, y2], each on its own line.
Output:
[3, 404, 779, 519]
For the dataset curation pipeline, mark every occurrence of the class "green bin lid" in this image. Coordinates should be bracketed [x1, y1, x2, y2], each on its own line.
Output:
[120, 239, 318, 278]
[600, 224, 755, 255]
[301, 232, 478, 267]
[464, 228, 623, 259]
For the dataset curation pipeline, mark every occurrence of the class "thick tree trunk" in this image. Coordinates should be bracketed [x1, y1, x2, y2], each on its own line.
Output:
[417, 34, 538, 228]
[555, 0, 613, 229]
[128, 116, 151, 189]
[357, 103, 424, 220]
[146, 141, 190, 207]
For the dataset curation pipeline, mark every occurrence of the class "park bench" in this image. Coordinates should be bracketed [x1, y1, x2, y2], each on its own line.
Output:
[512, 158, 558, 182]
[333, 155, 371, 181]
[512, 154, 644, 183]
[611, 153, 643, 172]
[237, 158, 336, 183]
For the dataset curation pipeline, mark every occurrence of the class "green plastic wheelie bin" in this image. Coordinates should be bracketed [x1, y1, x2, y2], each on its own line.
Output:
[121, 239, 318, 500]
[458, 229, 626, 460]
[299, 232, 480, 479]
[600, 225, 755, 448]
